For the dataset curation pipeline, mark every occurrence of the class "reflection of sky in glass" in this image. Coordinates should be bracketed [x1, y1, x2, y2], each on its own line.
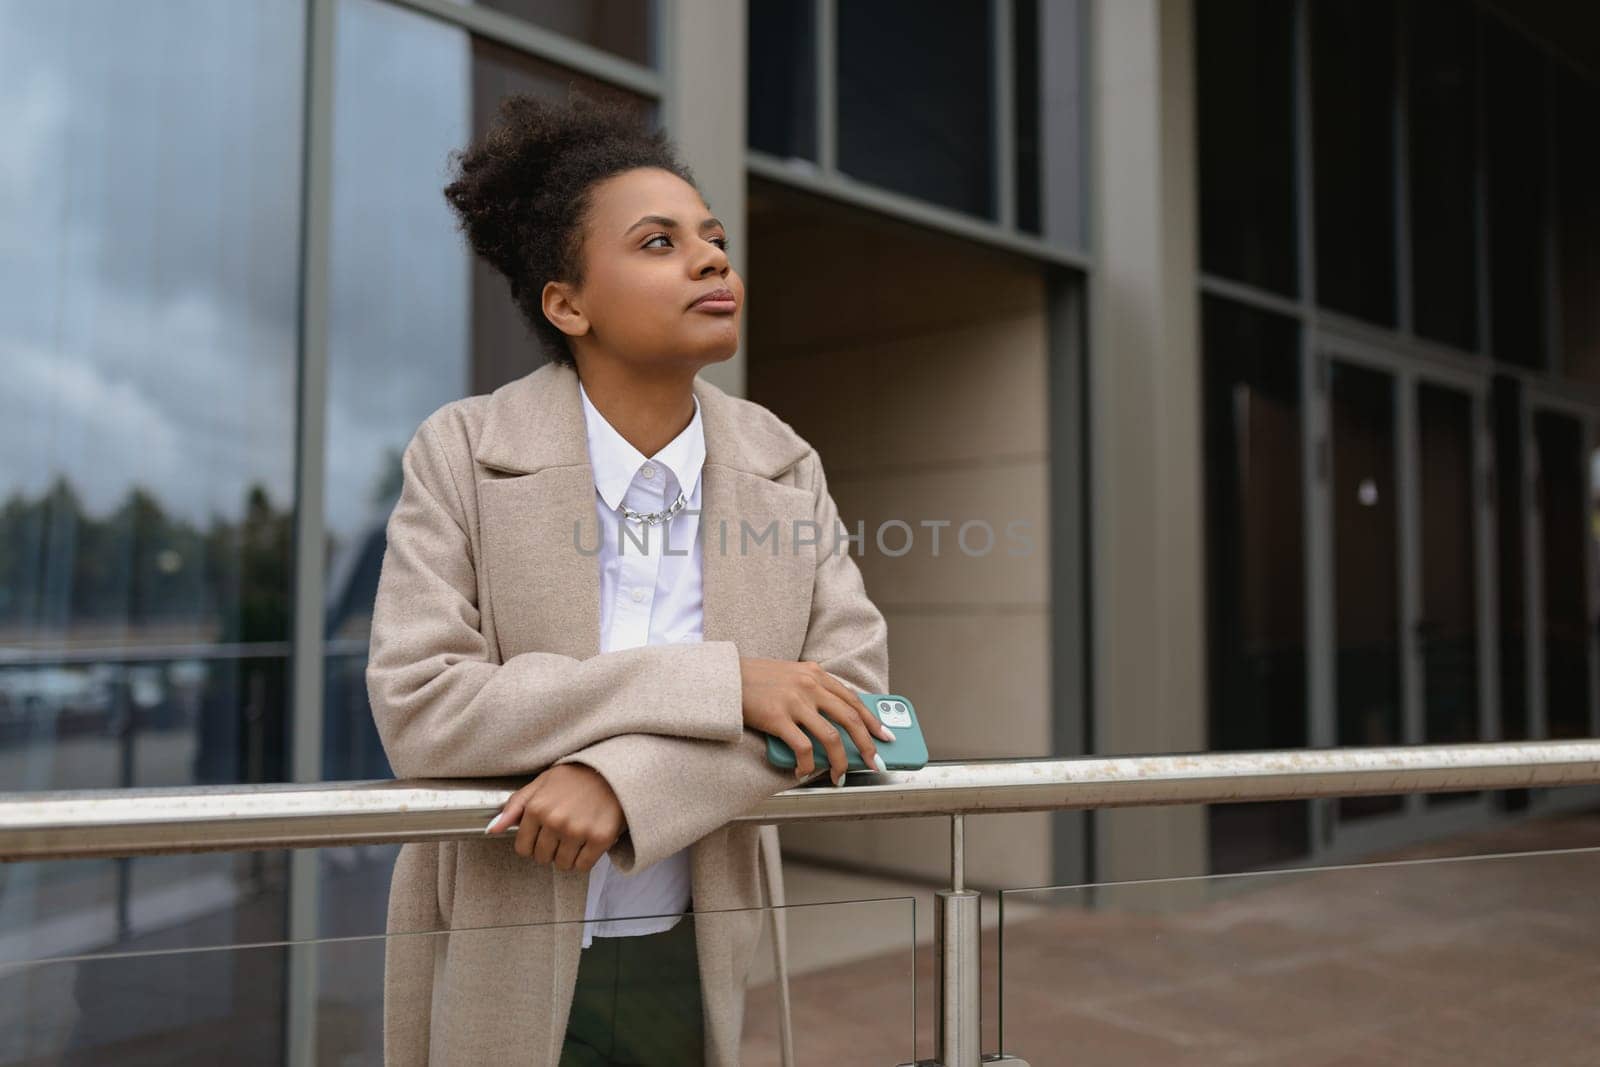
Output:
[0, 2, 303, 524]
[326, 0, 473, 549]
[324, 0, 652, 559]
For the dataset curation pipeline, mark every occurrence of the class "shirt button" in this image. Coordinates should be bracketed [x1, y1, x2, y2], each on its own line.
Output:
[641, 465, 656, 480]
[630, 587, 646, 603]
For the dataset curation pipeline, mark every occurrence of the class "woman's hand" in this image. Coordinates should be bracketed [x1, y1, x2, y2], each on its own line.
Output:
[484, 764, 625, 871]
[739, 658, 893, 785]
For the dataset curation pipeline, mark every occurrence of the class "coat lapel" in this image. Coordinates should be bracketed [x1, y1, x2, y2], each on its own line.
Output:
[471, 360, 817, 666]
[698, 462, 816, 661]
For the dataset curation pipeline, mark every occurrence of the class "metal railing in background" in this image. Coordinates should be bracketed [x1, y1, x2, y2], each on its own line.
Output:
[5, 739, 1600, 1067]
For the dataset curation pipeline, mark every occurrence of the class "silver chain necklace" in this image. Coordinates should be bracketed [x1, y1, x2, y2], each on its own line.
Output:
[618, 487, 688, 526]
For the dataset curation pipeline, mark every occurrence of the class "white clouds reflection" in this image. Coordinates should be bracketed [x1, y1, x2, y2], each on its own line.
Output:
[0, 1, 302, 524]
[0, 0, 500, 544]
[325, 0, 473, 547]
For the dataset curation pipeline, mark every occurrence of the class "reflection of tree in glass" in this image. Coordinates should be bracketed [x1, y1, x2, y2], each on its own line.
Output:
[0, 476, 293, 645]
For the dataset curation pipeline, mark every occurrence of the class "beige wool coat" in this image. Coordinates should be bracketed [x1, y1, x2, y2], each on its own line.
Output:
[366, 358, 891, 1065]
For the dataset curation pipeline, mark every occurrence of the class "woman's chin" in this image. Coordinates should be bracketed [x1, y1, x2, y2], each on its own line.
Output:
[682, 332, 740, 367]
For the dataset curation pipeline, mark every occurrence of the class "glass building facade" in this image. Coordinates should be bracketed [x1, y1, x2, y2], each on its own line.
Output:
[1198, 0, 1600, 870]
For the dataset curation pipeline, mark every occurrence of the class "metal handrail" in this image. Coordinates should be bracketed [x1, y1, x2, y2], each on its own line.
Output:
[4, 739, 1600, 862]
[5, 737, 1600, 1067]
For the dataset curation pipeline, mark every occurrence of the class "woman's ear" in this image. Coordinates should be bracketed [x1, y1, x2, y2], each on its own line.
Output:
[541, 279, 590, 339]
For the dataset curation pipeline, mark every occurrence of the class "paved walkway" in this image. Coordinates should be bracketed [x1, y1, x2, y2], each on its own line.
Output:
[744, 807, 1600, 1065]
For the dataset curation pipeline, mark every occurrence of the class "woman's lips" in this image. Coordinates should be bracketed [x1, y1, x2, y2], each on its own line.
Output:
[689, 289, 737, 313]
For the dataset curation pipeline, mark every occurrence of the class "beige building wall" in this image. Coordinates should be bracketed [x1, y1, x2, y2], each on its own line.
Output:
[745, 186, 1058, 888]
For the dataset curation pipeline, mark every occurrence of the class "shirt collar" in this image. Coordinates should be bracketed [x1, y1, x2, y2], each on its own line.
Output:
[577, 378, 705, 511]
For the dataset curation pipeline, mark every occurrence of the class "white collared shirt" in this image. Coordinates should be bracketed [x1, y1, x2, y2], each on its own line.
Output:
[575, 378, 704, 949]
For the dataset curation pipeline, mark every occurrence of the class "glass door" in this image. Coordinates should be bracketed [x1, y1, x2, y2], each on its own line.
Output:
[1316, 344, 1495, 856]
[1529, 406, 1597, 742]
[1416, 382, 1486, 805]
[1327, 359, 1406, 823]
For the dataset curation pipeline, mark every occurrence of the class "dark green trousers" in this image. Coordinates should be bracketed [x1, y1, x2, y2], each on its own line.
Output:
[559, 917, 706, 1066]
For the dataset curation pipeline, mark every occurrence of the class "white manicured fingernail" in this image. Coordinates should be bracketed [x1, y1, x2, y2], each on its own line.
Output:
[873, 753, 888, 772]
[879, 726, 896, 742]
[833, 771, 846, 787]
[485, 815, 501, 833]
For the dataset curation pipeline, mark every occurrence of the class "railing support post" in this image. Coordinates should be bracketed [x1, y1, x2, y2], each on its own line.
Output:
[934, 814, 982, 1067]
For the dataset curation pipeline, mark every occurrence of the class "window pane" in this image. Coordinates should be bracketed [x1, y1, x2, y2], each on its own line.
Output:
[1015, 0, 1040, 233]
[1329, 360, 1404, 820]
[1416, 384, 1481, 802]
[1311, 0, 1397, 325]
[1407, 0, 1480, 351]
[1555, 67, 1600, 385]
[1492, 377, 1528, 749]
[0, 0, 301, 1046]
[1534, 412, 1592, 740]
[1197, 0, 1298, 296]
[748, 0, 816, 161]
[0, 1, 302, 785]
[323, 0, 654, 781]
[1485, 17, 1550, 368]
[1202, 297, 1309, 871]
[447, 0, 656, 67]
[837, 0, 994, 219]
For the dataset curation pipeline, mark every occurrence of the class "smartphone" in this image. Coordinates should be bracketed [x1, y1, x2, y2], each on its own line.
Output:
[764, 692, 929, 775]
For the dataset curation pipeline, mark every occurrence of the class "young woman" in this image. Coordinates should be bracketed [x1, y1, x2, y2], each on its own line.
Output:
[365, 91, 891, 1066]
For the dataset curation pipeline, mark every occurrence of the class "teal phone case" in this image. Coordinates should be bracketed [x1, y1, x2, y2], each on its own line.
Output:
[764, 692, 928, 774]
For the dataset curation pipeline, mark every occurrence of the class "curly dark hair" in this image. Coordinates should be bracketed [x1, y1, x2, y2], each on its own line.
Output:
[442, 88, 697, 368]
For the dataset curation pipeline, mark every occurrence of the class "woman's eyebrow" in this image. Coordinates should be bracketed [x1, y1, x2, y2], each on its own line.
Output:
[623, 214, 725, 236]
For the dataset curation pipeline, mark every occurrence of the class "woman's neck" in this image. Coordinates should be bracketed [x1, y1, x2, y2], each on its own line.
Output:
[574, 362, 697, 459]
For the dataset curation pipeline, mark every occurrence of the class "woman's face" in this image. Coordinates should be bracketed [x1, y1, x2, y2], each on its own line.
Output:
[544, 166, 744, 373]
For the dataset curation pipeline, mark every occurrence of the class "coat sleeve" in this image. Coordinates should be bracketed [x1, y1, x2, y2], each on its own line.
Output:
[557, 446, 891, 871]
[365, 416, 746, 780]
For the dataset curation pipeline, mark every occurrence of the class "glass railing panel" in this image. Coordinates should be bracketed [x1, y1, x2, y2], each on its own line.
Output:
[998, 844, 1600, 1065]
[0, 883, 914, 1066]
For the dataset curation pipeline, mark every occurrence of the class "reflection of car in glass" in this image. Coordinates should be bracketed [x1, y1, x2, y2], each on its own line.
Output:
[0, 657, 210, 744]
[0, 663, 114, 739]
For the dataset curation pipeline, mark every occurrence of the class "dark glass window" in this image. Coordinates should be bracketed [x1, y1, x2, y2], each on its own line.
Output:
[1492, 377, 1528, 746]
[1329, 360, 1404, 819]
[1014, 0, 1086, 247]
[1311, 0, 1397, 325]
[1197, 0, 1298, 295]
[445, 0, 656, 67]
[1534, 412, 1592, 740]
[1416, 383, 1481, 812]
[1485, 17, 1550, 368]
[837, 0, 994, 219]
[1015, 0, 1040, 234]
[748, 0, 817, 161]
[1202, 297, 1309, 872]
[1407, 0, 1480, 351]
[1491, 377, 1530, 811]
[1555, 67, 1600, 384]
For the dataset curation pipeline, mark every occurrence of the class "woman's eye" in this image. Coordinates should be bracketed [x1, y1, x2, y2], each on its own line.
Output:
[642, 234, 730, 251]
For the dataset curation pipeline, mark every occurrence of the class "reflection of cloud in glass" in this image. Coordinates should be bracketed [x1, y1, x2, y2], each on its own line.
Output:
[0, 1, 303, 523]
[324, 0, 475, 547]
